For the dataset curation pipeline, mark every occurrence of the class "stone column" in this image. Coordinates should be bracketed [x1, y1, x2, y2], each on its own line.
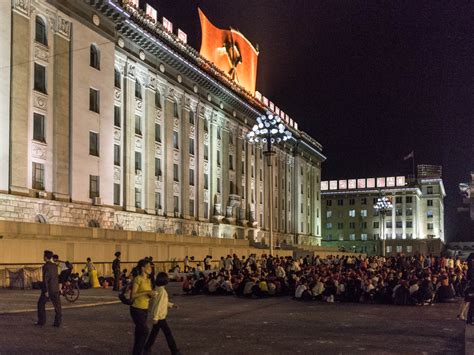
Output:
[144, 86, 155, 214]
[197, 104, 205, 220]
[9, 10, 31, 195]
[221, 122, 229, 220]
[181, 104, 190, 218]
[123, 62, 136, 211]
[164, 94, 175, 217]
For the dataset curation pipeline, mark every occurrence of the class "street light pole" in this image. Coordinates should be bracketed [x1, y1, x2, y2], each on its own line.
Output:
[264, 148, 275, 256]
[375, 195, 393, 257]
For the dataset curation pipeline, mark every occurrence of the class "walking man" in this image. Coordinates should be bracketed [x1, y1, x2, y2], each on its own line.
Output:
[112, 251, 121, 291]
[36, 250, 62, 327]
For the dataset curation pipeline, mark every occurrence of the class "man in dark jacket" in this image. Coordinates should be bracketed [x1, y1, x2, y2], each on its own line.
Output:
[36, 250, 62, 327]
[112, 251, 121, 291]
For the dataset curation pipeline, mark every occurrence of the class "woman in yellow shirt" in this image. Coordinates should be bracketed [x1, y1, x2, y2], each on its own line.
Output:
[130, 259, 153, 355]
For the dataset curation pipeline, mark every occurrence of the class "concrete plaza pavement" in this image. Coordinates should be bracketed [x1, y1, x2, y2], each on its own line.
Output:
[0, 283, 466, 354]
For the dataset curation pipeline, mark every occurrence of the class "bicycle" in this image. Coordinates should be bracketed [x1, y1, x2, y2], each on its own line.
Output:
[61, 274, 80, 303]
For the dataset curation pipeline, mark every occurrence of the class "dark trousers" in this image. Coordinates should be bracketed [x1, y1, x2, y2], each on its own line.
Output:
[113, 271, 120, 291]
[130, 306, 149, 355]
[144, 319, 178, 354]
[37, 291, 62, 326]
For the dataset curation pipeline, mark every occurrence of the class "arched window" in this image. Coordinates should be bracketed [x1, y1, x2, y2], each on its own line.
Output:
[90, 44, 100, 70]
[35, 214, 47, 224]
[135, 80, 142, 99]
[88, 219, 100, 228]
[35, 16, 47, 46]
[155, 90, 161, 108]
[173, 101, 179, 118]
[114, 68, 121, 89]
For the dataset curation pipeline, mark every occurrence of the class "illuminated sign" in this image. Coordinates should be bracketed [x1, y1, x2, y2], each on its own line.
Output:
[321, 181, 328, 191]
[269, 101, 275, 111]
[178, 29, 187, 43]
[329, 180, 338, 190]
[255, 91, 262, 101]
[348, 179, 356, 189]
[357, 179, 366, 189]
[146, 4, 157, 22]
[163, 17, 173, 33]
[339, 180, 347, 189]
[198, 9, 259, 94]
[396, 176, 405, 186]
[377, 177, 385, 188]
[386, 177, 395, 187]
[367, 178, 375, 188]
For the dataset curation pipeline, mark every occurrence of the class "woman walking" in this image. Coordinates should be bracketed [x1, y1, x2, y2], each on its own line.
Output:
[130, 259, 153, 355]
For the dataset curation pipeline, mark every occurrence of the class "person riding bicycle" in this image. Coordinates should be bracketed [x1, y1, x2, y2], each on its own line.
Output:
[53, 255, 73, 292]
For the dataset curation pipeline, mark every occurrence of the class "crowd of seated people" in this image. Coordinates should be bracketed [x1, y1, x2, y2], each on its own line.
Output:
[181, 253, 469, 306]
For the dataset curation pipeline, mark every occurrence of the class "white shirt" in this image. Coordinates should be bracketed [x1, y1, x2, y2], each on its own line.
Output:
[295, 284, 307, 298]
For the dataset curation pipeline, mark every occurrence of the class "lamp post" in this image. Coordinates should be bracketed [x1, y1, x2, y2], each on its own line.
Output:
[375, 195, 393, 257]
[247, 111, 292, 256]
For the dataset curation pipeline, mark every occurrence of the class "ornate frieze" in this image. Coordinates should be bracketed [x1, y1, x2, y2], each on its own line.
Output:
[13, 0, 30, 17]
[113, 129, 121, 142]
[114, 88, 121, 101]
[34, 45, 48, 63]
[32, 142, 47, 160]
[173, 182, 180, 194]
[135, 138, 142, 150]
[155, 144, 161, 157]
[33, 92, 47, 111]
[114, 167, 121, 183]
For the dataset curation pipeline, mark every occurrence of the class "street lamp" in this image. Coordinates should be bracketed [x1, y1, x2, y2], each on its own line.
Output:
[247, 111, 292, 256]
[375, 195, 393, 257]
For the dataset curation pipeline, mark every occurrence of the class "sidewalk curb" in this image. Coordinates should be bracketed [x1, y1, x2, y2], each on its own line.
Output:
[0, 300, 121, 315]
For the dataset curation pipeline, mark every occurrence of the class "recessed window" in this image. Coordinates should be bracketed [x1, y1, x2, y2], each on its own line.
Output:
[89, 132, 99, 156]
[189, 199, 194, 217]
[33, 113, 45, 142]
[349, 198, 355, 205]
[173, 102, 179, 118]
[189, 138, 194, 155]
[155, 91, 161, 108]
[173, 196, 179, 213]
[35, 16, 48, 46]
[349, 209, 355, 217]
[217, 127, 221, 140]
[337, 199, 343, 206]
[114, 106, 121, 127]
[173, 163, 179, 181]
[361, 233, 368, 241]
[406, 196, 413, 203]
[114, 144, 120, 166]
[427, 199, 433, 206]
[326, 223, 333, 229]
[189, 169, 194, 186]
[135, 80, 142, 100]
[427, 186, 433, 194]
[155, 192, 161, 210]
[114, 183, 120, 205]
[155, 158, 162, 177]
[406, 221, 413, 228]
[89, 88, 100, 113]
[135, 152, 141, 171]
[360, 198, 367, 205]
[427, 210, 433, 218]
[90, 44, 100, 70]
[189, 110, 194, 125]
[373, 221, 379, 229]
[34, 63, 47, 93]
[135, 115, 142, 135]
[173, 131, 179, 149]
[135, 188, 142, 208]
[204, 202, 209, 219]
[349, 234, 355, 241]
[89, 175, 100, 198]
[155, 123, 161, 142]
[396, 197, 402, 204]
[114, 68, 121, 89]
[204, 174, 208, 189]
[396, 221, 403, 228]
[204, 145, 209, 160]
[32, 162, 45, 190]
[349, 222, 355, 229]
[217, 150, 221, 166]
[326, 200, 332, 206]
[217, 178, 221, 193]
[229, 155, 234, 170]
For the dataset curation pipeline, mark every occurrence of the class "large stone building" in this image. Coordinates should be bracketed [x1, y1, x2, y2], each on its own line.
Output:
[321, 165, 445, 256]
[0, 0, 325, 251]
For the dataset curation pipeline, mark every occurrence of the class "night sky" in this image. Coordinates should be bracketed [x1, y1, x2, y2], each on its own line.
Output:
[147, 0, 474, 241]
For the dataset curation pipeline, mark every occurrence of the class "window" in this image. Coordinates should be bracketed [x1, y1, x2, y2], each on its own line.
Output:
[427, 210, 433, 218]
[406, 196, 413, 203]
[326, 235, 333, 241]
[427, 186, 433, 194]
[173, 102, 179, 118]
[204, 202, 209, 219]
[349, 222, 355, 229]
[406, 221, 413, 228]
[349, 198, 355, 205]
[326, 211, 332, 218]
[155, 158, 161, 177]
[374, 233, 380, 239]
[326, 200, 332, 206]
[361, 233, 368, 241]
[348, 234, 355, 241]
[406, 208, 413, 216]
[189, 169, 194, 186]
[155, 192, 161, 210]
[204, 174, 209, 189]
[229, 155, 234, 170]
[32, 162, 45, 190]
[217, 178, 221, 193]
[135, 188, 141, 208]
[189, 138, 194, 155]
[373, 198, 378, 205]
[386, 221, 392, 228]
[173, 131, 179, 149]
[89, 132, 99, 156]
[349, 210, 356, 217]
[89, 175, 100, 198]
[114, 144, 120, 166]
[189, 199, 194, 217]
[135, 80, 142, 100]
[173, 196, 179, 213]
[373, 221, 379, 229]
[204, 121, 208, 133]
[114, 68, 121, 89]
[360, 198, 367, 205]
[300, 203, 303, 213]
[229, 134, 234, 145]
[204, 145, 209, 160]
[326, 223, 333, 229]
[337, 199, 343, 206]
[114, 183, 120, 205]
[155, 91, 161, 108]
[114, 106, 121, 127]
[427, 223, 433, 230]
[33, 113, 45, 142]
[386, 246, 392, 253]
[173, 164, 179, 181]
[217, 127, 221, 140]
[396, 221, 402, 228]
[217, 151, 221, 166]
[35, 16, 47, 45]
[338, 234, 344, 241]
[133, 152, 142, 171]
[360, 209, 367, 217]
[90, 44, 100, 70]
[396, 245, 402, 253]
[406, 245, 413, 253]
[361, 221, 367, 229]
[135, 115, 142, 135]
[89, 88, 100, 113]
[189, 110, 194, 125]
[337, 222, 343, 230]
[154, 124, 161, 142]
[427, 199, 433, 206]
[396, 208, 403, 216]
[396, 197, 402, 204]
[34, 63, 46, 93]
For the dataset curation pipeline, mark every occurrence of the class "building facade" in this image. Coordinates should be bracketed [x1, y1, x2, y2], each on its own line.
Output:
[321, 166, 445, 256]
[0, 0, 325, 247]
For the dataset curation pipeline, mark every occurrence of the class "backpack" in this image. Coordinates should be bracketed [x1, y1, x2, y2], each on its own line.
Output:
[119, 282, 133, 305]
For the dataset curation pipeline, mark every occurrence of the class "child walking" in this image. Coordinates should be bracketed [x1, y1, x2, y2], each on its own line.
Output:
[144, 272, 180, 355]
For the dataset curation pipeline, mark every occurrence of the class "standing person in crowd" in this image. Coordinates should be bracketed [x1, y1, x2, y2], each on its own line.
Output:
[130, 259, 153, 355]
[112, 252, 121, 291]
[86, 257, 100, 288]
[184, 256, 190, 273]
[144, 272, 180, 354]
[36, 250, 62, 327]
